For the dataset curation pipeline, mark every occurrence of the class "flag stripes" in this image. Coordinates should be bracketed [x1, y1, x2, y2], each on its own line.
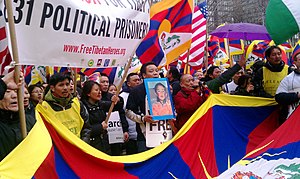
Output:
[180, 2, 207, 69]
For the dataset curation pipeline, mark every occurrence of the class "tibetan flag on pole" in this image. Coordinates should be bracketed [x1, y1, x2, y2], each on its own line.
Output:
[136, 0, 193, 66]
[266, 0, 300, 44]
[229, 39, 244, 56]
[280, 41, 293, 53]
[0, 95, 279, 178]
[24, 65, 47, 85]
[208, 36, 230, 68]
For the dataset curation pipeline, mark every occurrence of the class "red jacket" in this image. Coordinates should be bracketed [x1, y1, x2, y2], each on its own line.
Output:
[174, 87, 206, 130]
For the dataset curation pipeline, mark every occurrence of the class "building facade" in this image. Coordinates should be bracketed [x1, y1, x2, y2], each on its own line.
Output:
[207, 0, 269, 32]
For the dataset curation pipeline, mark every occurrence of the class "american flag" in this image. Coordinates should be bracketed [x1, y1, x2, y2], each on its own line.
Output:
[0, 13, 12, 75]
[180, 1, 207, 70]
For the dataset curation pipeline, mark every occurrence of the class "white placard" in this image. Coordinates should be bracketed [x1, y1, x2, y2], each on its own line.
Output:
[1, 0, 149, 68]
[146, 120, 172, 148]
[107, 111, 123, 144]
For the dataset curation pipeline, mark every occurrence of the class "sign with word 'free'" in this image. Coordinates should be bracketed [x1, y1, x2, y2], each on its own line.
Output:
[1, 0, 149, 68]
[146, 120, 172, 148]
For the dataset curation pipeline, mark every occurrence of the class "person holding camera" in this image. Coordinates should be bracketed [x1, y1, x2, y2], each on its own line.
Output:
[174, 74, 209, 130]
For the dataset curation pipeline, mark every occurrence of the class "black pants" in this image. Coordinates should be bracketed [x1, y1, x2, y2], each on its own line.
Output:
[110, 143, 123, 156]
[125, 139, 138, 155]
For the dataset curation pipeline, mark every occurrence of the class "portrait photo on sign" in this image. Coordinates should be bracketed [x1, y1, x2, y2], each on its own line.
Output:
[144, 78, 175, 120]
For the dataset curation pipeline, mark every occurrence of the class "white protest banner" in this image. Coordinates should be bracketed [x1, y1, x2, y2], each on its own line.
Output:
[107, 111, 123, 144]
[146, 120, 172, 148]
[0, 0, 149, 68]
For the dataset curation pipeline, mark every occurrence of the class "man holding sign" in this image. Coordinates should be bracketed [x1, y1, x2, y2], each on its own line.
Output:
[126, 62, 159, 152]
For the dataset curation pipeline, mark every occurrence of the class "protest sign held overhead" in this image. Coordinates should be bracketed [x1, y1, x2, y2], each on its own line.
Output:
[0, 0, 149, 68]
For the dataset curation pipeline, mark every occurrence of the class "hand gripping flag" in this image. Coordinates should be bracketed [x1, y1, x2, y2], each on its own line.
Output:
[136, 0, 193, 66]
[180, 1, 207, 70]
[0, 95, 280, 178]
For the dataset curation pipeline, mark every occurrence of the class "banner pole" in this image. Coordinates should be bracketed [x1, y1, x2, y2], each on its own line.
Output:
[105, 56, 133, 123]
[6, 0, 27, 138]
[225, 38, 232, 67]
[184, 48, 190, 74]
[73, 68, 78, 96]
[204, 29, 209, 75]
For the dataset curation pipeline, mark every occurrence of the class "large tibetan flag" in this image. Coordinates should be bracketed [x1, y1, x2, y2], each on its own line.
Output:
[266, 0, 300, 44]
[217, 105, 300, 178]
[0, 95, 279, 178]
[136, 0, 193, 66]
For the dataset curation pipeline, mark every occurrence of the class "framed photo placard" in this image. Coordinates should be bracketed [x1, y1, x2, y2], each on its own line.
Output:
[144, 78, 175, 120]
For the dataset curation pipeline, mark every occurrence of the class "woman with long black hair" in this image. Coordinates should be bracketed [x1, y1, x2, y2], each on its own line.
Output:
[81, 80, 110, 154]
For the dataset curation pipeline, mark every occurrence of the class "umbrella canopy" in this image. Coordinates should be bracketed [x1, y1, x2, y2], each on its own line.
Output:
[210, 23, 272, 40]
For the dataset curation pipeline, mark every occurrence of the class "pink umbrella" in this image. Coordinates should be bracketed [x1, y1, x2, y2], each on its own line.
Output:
[210, 23, 272, 40]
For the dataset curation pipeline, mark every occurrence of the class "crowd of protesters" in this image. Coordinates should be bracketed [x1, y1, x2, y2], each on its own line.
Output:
[0, 45, 299, 160]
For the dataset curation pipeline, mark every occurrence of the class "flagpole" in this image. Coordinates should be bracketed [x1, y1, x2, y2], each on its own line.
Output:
[203, 0, 209, 75]
[225, 38, 232, 67]
[6, 0, 27, 138]
[73, 68, 78, 96]
[204, 29, 209, 75]
[184, 49, 190, 74]
[105, 56, 133, 123]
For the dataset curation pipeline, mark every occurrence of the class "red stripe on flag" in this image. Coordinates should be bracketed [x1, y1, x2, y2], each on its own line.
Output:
[246, 109, 280, 153]
[181, 3, 207, 70]
[39, 113, 136, 178]
[34, 147, 59, 179]
[173, 108, 219, 178]
[0, 27, 6, 40]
